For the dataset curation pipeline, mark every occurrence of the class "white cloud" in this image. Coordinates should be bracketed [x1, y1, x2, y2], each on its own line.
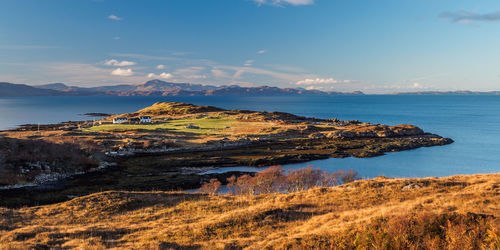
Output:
[103, 53, 339, 87]
[257, 49, 267, 54]
[108, 14, 123, 21]
[184, 75, 207, 79]
[111, 53, 176, 61]
[109, 52, 314, 84]
[174, 66, 207, 79]
[111, 68, 134, 76]
[211, 69, 231, 79]
[147, 72, 173, 79]
[296, 78, 349, 85]
[159, 72, 173, 79]
[104, 59, 136, 66]
[268, 64, 305, 73]
[171, 51, 191, 56]
[254, 0, 314, 6]
[156, 64, 166, 69]
[218, 64, 315, 83]
[39, 62, 147, 86]
[412, 82, 423, 89]
[244, 60, 255, 67]
[113, 36, 121, 40]
[440, 10, 500, 23]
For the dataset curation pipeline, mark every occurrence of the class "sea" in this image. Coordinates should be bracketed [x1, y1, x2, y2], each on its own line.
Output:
[1, 95, 499, 179]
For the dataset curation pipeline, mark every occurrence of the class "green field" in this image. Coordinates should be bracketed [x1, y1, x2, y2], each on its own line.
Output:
[86, 118, 235, 134]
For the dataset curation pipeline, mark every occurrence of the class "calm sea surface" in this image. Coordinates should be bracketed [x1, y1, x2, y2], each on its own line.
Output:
[1, 95, 499, 178]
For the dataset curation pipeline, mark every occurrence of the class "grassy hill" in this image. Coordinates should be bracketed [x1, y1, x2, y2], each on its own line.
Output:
[1, 173, 498, 249]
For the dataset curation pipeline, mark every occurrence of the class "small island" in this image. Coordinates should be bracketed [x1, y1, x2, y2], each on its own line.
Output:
[0, 102, 453, 206]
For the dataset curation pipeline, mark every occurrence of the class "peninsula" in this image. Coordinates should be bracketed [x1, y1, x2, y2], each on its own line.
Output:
[0, 102, 452, 206]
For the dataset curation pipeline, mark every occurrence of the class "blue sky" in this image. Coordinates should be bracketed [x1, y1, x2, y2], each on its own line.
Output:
[1, 0, 500, 93]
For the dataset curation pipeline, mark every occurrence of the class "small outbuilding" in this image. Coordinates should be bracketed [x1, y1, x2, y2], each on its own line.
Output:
[113, 117, 128, 124]
[140, 116, 152, 123]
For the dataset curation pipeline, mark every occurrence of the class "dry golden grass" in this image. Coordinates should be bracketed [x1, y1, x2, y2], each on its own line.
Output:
[1, 173, 498, 249]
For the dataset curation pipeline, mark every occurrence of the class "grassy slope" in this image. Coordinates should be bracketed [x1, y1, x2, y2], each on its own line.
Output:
[1, 174, 498, 249]
[87, 118, 235, 134]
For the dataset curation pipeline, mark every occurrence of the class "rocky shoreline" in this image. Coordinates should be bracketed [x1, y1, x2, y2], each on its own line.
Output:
[0, 102, 454, 207]
[0, 168, 256, 208]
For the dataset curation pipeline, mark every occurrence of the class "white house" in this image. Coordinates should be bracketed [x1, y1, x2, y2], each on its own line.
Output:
[113, 117, 128, 124]
[140, 116, 152, 123]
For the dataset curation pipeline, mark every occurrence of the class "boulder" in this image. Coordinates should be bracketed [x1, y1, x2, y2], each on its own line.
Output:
[401, 183, 421, 191]
[185, 124, 200, 129]
[308, 132, 326, 139]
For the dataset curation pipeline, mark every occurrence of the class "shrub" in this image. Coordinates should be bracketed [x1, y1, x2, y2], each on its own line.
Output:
[228, 174, 257, 195]
[338, 169, 360, 183]
[227, 166, 359, 195]
[285, 166, 323, 193]
[254, 165, 285, 194]
[199, 178, 222, 195]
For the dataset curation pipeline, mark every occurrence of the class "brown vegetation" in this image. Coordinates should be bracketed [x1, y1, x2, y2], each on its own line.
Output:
[0, 102, 452, 188]
[220, 166, 359, 195]
[199, 178, 222, 195]
[1, 173, 498, 249]
[130, 102, 225, 116]
[0, 137, 98, 185]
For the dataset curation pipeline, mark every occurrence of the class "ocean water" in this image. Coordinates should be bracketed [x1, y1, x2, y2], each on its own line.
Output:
[1, 95, 499, 178]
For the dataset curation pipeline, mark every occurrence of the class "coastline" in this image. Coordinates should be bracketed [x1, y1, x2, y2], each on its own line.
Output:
[0, 102, 454, 207]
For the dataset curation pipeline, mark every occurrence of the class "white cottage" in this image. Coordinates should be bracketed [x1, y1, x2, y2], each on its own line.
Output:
[140, 116, 152, 123]
[113, 117, 128, 124]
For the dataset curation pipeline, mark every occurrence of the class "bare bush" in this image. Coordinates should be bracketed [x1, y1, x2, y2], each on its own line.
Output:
[198, 178, 222, 195]
[254, 165, 285, 194]
[228, 174, 257, 195]
[227, 166, 359, 195]
[320, 171, 342, 187]
[338, 169, 360, 183]
[285, 166, 322, 192]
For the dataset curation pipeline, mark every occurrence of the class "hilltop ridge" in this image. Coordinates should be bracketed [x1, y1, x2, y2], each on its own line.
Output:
[390, 90, 500, 95]
[0, 82, 63, 97]
[0, 80, 365, 97]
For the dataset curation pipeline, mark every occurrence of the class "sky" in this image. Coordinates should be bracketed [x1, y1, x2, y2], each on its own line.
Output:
[1, 0, 500, 93]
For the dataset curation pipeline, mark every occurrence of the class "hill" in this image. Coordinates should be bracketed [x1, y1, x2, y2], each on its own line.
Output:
[0, 82, 63, 97]
[27, 79, 365, 96]
[390, 90, 500, 95]
[0, 173, 498, 248]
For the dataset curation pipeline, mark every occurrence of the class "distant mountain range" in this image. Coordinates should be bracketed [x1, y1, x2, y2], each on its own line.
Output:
[4, 80, 498, 97]
[0, 82, 63, 97]
[390, 90, 500, 95]
[0, 80, 364, 97]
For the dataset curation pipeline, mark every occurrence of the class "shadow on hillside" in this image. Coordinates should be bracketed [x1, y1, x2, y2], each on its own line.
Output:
[54, 191, 211, 216]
